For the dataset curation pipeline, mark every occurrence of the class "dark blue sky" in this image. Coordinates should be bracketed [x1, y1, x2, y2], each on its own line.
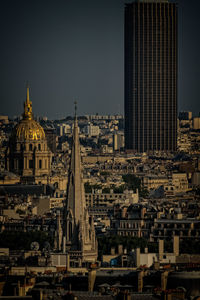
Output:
[0, 0, 199, 119]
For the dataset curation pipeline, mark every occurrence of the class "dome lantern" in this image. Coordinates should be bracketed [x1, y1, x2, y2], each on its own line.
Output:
[13, 84, 46, 141]
[23, 83, 33, 121]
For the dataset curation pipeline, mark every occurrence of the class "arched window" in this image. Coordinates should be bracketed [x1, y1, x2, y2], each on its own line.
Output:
[39, 160, 42, 169]
[29, 144, 33, 151]
[19, 159, 23, 169]
[29, 160, 33, 169]
[69, 222, 72, 239]
[38, 144, 41, 151]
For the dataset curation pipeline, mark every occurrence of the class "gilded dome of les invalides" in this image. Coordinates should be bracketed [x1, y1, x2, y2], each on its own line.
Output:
[14, 118, 45, 141]
[12, 85, 45, 141]
[6, 85, 52, 180]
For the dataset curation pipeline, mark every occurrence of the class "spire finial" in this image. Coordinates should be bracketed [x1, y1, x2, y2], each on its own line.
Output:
[23, 82, 33, 120]
[74, 101, 77, 118]
[26, 81, 30, 103]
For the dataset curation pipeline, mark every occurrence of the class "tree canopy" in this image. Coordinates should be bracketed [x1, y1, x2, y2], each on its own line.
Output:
[0, 231, 53, 250]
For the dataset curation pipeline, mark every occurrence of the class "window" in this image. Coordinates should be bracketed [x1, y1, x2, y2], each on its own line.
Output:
[29, 144, 33, 151]
[29, 160, 33, 169]
[39, 160, 42, 169]
[19, 159, 23, 169]
[38, 144, 41, 151]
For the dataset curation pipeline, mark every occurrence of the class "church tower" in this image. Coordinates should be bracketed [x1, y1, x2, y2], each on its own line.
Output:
[64, 103, 97, 266]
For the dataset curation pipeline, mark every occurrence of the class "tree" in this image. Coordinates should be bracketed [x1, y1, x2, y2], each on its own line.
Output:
[102, 187, 110, 194]
[84, 182, 102, 193]
[180, 239, 200, 254]
[84, 182, 92, 193]
[97, 235, 149, 258]
[100, 171, 109, 176]
[122, 174, 141, 192]
[122, 174, 149, 198]
[0, 231, 53, 250]
[113, 185, 126, 194]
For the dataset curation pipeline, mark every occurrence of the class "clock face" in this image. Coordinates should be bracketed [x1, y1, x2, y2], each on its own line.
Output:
[30, 241, 40, 251]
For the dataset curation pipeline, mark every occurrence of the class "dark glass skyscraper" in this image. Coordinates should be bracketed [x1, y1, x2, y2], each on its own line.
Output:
[125, 0, 177, 152]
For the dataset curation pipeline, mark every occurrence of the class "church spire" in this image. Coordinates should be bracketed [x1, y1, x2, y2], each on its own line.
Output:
[74, 101, 77, 118]
[66, 101, 85, 224]
[23, 82, 33, 120]
[74, 101, 78, 135]
[64, 101, 97, 261]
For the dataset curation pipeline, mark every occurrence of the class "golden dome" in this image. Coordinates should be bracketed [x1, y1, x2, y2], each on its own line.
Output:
[14, 119, 45, 141]
[13, 85, 46, 141]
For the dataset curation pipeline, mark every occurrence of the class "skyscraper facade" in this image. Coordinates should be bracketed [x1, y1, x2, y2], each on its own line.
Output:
[125, 0, 177, 152]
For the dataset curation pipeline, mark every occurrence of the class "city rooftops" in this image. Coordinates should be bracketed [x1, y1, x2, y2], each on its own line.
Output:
[133, 0, 169, 2]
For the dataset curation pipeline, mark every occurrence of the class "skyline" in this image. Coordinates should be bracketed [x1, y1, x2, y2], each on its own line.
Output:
[0, 0, 200, 119]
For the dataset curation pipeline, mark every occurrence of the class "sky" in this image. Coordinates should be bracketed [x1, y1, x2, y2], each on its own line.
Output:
[0, 0, 199, 119]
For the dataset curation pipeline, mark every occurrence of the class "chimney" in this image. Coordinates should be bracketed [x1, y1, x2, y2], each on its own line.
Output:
[118, 244, 123, 255]
[173, 236, 179, 256]
[111, 247, 115, 255]
[136, 248, 140, 268]
[159, 239, 164, 261]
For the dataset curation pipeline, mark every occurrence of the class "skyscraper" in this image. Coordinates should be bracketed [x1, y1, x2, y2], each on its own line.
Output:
[125, 0, 177, 152]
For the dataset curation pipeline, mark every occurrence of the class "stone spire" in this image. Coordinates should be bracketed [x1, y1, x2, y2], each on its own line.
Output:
[63, 103, 97, 263]
[66, 102, 85, 223]
[65, 103, 85, 249]
[63, 102, 97, 263]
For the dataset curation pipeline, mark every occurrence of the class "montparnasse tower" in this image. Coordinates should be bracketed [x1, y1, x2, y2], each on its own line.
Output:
[6, 84, 52, 182]
[125, 0, 177, 153]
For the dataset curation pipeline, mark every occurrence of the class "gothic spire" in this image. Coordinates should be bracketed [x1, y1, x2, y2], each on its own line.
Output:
[66, 102, 85, 224]
[64, 102, 97, 261]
